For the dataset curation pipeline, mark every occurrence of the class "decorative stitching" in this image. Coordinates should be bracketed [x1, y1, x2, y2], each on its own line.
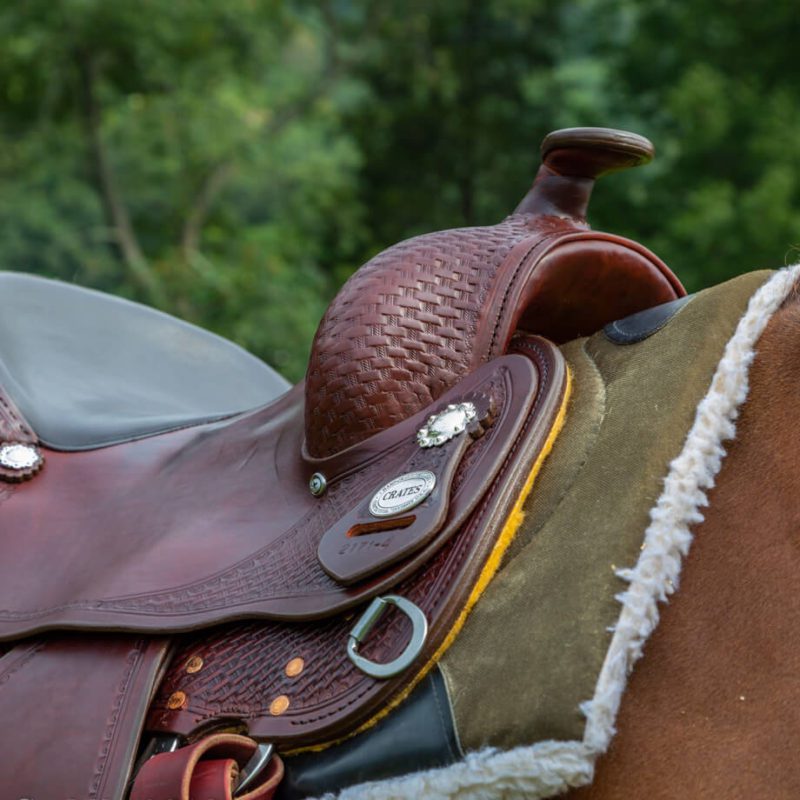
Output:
[0, 641, 45, 688]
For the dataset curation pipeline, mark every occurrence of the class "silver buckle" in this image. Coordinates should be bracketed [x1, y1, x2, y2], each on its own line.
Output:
[346, 595, 428, 679]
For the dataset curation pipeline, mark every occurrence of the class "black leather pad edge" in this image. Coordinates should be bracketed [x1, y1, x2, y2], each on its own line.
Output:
[0, 272, 290, 450]
[277, 669, 462, 799]
[604, 294, 693, 345]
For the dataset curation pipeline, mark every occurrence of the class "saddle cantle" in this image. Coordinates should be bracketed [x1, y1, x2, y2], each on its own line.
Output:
[0, 128, 685, 799]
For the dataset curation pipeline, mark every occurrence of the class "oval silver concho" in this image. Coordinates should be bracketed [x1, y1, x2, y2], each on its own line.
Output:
[369, 471, 436, 518]
[417, 401, 477, 448]
[0, 443, 42, 471]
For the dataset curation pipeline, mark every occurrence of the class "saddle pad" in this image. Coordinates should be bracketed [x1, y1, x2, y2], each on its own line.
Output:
[0, 271, 290, 450]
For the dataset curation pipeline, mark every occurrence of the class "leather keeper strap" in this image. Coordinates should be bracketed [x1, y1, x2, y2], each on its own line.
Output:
[131, 733, 284, 800]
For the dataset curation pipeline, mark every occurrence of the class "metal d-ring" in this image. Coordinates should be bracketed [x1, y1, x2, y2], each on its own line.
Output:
[346, 595, 428, 679]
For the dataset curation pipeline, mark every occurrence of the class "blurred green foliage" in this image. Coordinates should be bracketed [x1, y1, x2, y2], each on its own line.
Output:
[2, 0, 800, 379]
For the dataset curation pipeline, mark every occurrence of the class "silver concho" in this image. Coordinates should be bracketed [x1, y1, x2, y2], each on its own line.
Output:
[369, 471, 436, 517]
[0, 442, 42, 471]
[416, 401, 477, 448]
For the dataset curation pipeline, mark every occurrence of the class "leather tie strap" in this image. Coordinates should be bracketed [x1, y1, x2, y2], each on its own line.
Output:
[131, 734, 284, 800]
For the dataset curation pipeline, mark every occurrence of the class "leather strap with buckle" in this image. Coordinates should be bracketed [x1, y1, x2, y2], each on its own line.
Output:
[130, 734, 283, 800]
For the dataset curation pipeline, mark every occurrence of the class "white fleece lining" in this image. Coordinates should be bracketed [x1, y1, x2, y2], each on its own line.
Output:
[325, 266, 800, 800]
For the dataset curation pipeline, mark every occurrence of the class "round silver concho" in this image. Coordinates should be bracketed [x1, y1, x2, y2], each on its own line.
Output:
[369, 470, 436, 517]
[416, 401, 477, 448]
[0, 442, 42, 471]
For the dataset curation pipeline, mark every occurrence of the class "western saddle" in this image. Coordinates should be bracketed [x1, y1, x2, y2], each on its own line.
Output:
[0, 128, 684, 799]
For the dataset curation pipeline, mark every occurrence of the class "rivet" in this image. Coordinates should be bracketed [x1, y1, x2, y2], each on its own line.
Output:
[269, 694, 290, 716]
[309, 472, 327, 497]
[285, 657, 304, 678]
[185, 655, 204, 674]
[167, 690, 187, 710]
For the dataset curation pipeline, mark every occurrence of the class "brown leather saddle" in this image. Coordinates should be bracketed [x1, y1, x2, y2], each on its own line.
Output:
[0, 128, 684, 799]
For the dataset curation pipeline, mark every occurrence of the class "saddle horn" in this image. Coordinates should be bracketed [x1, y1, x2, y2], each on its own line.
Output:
[515, 127, 655, 221]
[304, 127, 684, 459]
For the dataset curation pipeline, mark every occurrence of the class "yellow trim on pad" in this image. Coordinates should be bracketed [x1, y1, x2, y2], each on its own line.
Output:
[288, 366, 573, 755]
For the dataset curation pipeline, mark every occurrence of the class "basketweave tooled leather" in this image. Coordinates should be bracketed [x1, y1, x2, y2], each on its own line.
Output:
[0, 386, 36, 446]
[0, 337, 564, 748]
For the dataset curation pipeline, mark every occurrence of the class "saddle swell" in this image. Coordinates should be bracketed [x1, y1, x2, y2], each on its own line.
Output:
[305, 127, 683, 459]
[0, 127, 687, 799]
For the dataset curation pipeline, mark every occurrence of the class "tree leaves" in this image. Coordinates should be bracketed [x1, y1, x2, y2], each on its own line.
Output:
[2, 1, 800, 379]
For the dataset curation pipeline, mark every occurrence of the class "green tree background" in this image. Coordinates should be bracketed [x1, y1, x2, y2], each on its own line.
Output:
[2, 0, 798, 380]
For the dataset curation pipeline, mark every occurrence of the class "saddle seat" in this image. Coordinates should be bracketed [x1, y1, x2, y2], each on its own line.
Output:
[0, 271, 290, 450]
[0, 128, 687, 799]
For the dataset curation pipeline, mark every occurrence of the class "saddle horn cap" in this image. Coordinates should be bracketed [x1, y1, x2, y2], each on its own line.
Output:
[541, 127, 654, 178]
[514, 126, 655, 221]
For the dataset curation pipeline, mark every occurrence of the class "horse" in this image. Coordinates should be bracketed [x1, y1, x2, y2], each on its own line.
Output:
[0, 127, 796, 799]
